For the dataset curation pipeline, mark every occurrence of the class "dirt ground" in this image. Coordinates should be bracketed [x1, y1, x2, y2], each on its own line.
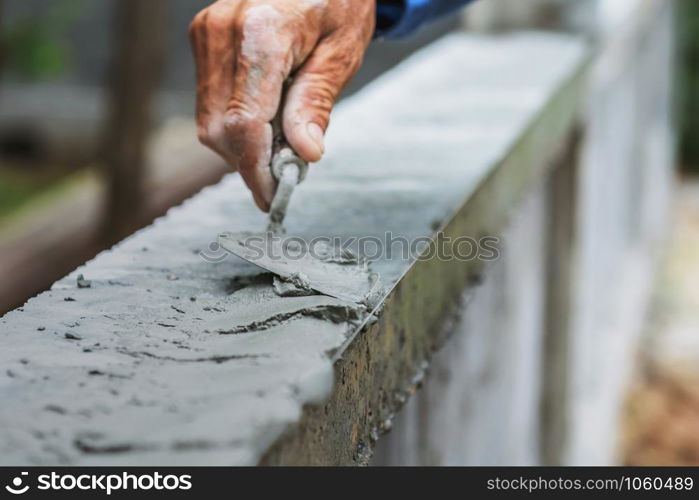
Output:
[623, 177, 699, 465]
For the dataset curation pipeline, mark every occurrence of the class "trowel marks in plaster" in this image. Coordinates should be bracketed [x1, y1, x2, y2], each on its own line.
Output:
[218, 232, 384, 307]
[209, 283, 367, 334]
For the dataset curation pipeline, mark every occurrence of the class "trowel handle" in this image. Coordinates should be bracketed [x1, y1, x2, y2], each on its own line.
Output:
[268, 146, 307, 232]
[271, 147, 308, 184]
[270, 106, 308, 184]
[267, 104, 308, 232]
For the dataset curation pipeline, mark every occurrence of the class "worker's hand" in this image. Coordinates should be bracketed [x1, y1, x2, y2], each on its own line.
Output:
[190, 0, 376, 211]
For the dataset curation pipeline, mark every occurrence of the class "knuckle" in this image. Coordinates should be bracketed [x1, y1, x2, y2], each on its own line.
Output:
[236, 7, 292, 52]
[190, 5, 235, 36]
[239, 4, 283, 28]
[196, 127, 212, 148]
[188, 10, 209, 38]
[207, 10, 234, 32]
[347, 51, 365, 75]
[231, 16, 247, 37]
[196, 117, 223, 150]
[222, 109, 256, 134]
[300, 79, 336, 114]
[310, 94, 333, 115]
[222, 112, 244, 133]
[331, 45, 364, 78]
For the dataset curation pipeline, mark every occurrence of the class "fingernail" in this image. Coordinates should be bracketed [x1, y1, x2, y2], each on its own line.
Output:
[307, 122, 325, 158]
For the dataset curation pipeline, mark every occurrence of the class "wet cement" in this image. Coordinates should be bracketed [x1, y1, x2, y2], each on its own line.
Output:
[218, 232, 383, 306]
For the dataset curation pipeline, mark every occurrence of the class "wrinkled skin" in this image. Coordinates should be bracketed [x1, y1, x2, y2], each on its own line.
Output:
[189, 0, 376, 211]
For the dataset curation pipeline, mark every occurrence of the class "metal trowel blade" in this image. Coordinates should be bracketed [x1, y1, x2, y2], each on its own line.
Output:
[218, 231, 378, 304]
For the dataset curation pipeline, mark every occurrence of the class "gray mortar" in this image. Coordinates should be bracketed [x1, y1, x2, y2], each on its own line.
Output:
[206, 283, 367, 334]
[273, 275, 316, 297]
[218, 232, 382, 305]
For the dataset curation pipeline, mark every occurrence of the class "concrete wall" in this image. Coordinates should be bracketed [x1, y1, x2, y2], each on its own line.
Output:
[373, 0, 675, 465]
[372, 182, 550, 465]
[463, 0, 597, 34]
[563, 0, 675, 464]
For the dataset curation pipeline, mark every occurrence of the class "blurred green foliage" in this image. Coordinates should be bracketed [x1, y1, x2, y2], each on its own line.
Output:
[2, 0, 85, 80]
[0, 166, 91, 229]
[678, 0, 699, 171]
[0, 167, 58, 219]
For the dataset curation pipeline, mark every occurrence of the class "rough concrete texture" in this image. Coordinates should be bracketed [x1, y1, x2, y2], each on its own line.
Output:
[0, 33, 587, 465]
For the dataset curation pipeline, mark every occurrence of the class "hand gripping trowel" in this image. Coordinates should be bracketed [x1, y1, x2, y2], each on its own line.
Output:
[217, 117, 382, 306]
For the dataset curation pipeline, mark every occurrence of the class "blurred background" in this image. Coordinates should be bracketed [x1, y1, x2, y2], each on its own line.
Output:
[0, 0, 697, 465]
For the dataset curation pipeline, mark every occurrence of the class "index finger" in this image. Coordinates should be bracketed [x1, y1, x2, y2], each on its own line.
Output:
[221, 6, 298, 210]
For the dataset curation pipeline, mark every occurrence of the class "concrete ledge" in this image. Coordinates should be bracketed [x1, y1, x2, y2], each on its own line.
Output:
[0, 33, 588, 465]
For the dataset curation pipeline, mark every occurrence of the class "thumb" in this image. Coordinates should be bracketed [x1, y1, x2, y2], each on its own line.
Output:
[283, 38, 365, 163]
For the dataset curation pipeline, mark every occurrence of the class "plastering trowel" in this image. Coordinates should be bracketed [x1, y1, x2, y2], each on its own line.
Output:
[218, 120, 382, 306]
